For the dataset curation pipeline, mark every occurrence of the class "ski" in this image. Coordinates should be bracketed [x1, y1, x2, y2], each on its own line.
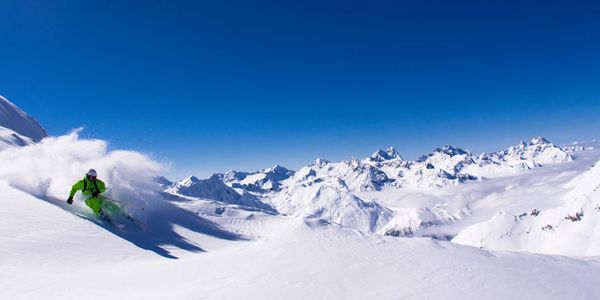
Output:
[98, 196, 146, 230]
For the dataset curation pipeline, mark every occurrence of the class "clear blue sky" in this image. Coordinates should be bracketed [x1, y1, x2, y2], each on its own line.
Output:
[2, 0, 600, 179]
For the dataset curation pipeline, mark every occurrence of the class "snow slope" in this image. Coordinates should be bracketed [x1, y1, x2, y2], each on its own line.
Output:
[267, 165, 394, 232]
[0, 95, 47, 142]
[1, 133, 600, 299]
[2, 97, 600, 298]
[3, 180, 600, 299]
[0, 126, 35, 151]
[453, 152, 600, 256]
[223, 164, 295, 192]
[165, 174, 277, 213]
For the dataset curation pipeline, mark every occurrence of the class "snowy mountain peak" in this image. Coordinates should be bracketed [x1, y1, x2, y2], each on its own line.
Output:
[222, 170, 247, 182]
[166, 174, 276, 212]
[500, 137, 572, 168]
[0, 95, 47, 142]
[186, 175, 201, 183]
[314, 158, 330, 165]
[153, 176, 174, 188]
[433, 145, 470, 157]
[262, 164, 292, 175]
[218, 165, 296, 194]
[370, 147, 402, 162]
[530, 136, 550, 145]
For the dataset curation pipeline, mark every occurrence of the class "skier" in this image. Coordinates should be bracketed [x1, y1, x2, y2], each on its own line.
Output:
[67, 169, 116, 221]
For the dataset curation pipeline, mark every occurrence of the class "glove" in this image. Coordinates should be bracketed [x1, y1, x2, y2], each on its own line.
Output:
[67, 196, 73, 205]
[92, 189, 100, 197]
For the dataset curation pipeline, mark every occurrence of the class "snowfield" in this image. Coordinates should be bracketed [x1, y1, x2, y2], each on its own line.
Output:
[2, 133, 600, 299]
[2, 96, 600, 299]
[453, 145, 600, 256]
[4, 180, 600, 299]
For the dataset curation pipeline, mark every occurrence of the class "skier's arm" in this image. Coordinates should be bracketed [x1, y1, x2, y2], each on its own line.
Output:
[69, 180, 84, 198]
[91, 180, 106, 197]
[97, 180, 106, 193]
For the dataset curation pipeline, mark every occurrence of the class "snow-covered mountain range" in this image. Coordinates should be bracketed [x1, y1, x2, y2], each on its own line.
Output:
[3, 96, 600, 299]
[163, 135, 577, 235]
[1, 96, 596, 253]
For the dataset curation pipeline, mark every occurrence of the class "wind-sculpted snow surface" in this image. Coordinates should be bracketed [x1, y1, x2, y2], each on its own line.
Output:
[453, 158, 600, 256]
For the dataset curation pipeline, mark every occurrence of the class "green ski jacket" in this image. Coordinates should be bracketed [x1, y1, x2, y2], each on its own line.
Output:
[69, 177, 106, 198]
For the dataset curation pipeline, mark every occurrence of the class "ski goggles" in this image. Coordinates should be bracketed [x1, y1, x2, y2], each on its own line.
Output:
[87, 175, 97, 180]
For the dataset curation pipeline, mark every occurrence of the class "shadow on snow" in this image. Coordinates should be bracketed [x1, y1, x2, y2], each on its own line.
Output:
[42, 195, 246, 259]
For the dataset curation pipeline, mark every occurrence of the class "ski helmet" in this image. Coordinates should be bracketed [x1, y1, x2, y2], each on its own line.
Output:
[86, 169, 97, 177]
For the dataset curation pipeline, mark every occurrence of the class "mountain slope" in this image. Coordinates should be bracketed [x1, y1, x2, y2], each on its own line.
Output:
[3, 179, 600, 299]
[223, 165, 295, 192]
[169, 137, 575, 236]
[165, 175, 277, 213]
[2, 131, 600, 299]
[0, 95, 47, 142]
[0, 126, 35, 151]
[267, 165, 394, 232]
[453, 156, 600, 256]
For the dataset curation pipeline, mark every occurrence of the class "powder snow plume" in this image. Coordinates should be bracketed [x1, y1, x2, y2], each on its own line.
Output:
[0, 129, 166, 219]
